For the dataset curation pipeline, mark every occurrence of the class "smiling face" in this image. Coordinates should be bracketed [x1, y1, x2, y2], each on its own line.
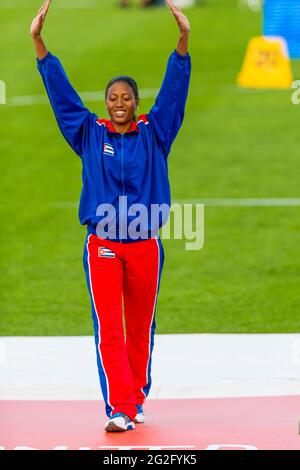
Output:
[106, 81, 139, 128]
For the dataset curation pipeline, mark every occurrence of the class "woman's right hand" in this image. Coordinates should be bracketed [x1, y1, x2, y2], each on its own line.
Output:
[30, 0, 52, 38]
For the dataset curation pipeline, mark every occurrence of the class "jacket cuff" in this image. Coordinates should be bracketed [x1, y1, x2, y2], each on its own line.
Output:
[173, 49, 190, 62]
[36, 52, 52, 65]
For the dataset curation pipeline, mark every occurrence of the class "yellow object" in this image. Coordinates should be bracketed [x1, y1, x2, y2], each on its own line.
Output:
[237, 36, 293, 89]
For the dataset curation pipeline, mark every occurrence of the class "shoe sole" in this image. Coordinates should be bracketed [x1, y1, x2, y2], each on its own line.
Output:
[105, 420, 135, 432]
[134, 416, 145, 424]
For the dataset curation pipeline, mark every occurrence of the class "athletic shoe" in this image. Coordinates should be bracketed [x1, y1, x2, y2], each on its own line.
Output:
[105, 412, 135, 432]
[134, 404, 145, 424]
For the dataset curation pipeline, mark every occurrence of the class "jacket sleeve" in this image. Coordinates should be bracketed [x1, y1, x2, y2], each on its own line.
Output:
[147, 49, 191, 156]
[37, 52, 94, 157]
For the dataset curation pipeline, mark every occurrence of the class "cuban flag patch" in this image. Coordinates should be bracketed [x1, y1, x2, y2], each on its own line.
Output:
[98, 247, 115, 259]
[103, 143, 115, 157]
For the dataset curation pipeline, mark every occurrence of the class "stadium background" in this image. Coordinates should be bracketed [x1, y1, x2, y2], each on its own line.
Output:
[0, 0, 299, 336]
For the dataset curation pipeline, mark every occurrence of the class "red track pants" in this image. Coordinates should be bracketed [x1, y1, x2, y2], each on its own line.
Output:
[83, 234, 164, 421]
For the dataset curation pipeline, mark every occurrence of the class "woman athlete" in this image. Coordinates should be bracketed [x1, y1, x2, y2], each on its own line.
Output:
[31, 0, 191, 432]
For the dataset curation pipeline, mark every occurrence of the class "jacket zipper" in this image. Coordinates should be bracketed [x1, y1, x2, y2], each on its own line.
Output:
[121, 134, 125, 195]
[120, 134, 125, 243]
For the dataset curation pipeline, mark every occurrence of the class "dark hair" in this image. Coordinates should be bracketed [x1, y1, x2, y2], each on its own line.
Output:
[105, 76, 139, 102]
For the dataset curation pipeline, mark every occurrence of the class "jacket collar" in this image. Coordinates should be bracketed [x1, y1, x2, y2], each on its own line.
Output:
[96, 118, 139, 134]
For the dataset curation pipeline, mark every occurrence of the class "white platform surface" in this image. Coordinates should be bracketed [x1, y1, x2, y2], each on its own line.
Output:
[0, 334, 299, 399]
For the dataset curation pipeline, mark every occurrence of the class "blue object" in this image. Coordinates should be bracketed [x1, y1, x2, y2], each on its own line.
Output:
[37, 50, 191, 241]
[263, 0, 300, 59]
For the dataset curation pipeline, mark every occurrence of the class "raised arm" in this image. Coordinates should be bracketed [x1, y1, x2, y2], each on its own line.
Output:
[30, 0, 51, 59]
[30, 0, 94, 157]
[148, 0, 191, 156]
[166, 0, 190, 56]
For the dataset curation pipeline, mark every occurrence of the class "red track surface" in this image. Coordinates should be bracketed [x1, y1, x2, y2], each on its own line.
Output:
[1, 396, 299, 450]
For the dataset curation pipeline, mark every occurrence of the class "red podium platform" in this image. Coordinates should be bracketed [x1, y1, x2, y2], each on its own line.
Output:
[0, 396, 299, 450]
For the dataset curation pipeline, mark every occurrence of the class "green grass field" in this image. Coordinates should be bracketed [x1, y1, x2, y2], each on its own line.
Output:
[0, 0, 300, 335]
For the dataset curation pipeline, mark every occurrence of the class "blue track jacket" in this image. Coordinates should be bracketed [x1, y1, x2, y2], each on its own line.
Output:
[37, 50, 191, 241]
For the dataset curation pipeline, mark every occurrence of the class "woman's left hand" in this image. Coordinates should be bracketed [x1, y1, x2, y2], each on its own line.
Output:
[166, 0, 191, 35]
